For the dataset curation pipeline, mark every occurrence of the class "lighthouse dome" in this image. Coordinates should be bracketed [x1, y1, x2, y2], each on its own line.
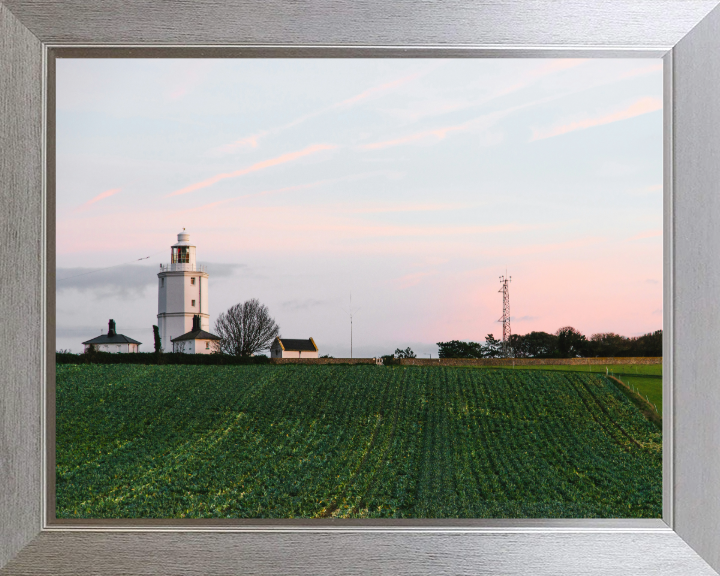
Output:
[174, 230, 193, 247]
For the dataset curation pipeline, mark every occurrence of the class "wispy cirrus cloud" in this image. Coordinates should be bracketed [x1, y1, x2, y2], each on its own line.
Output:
[345, 202, 470, 214]
[245, 218, 532, 240]
[360, 123, 468, 150]
[381, 60, 588, 124]
[359, 84, 591, 152]
[337, 70, 428, 107]
[617, 62, 663, 81]
[166, 143, 337, 198]
[77, 188, 121, 211]
[531, 97, 662, 141]
[210, 67, 437, 156]
[174, 180, 333, 213]
[173, 171, 396, 214]
[500, 236, 606, 257]
[212, 133, 265, 155]
[359, 111, 507, 151]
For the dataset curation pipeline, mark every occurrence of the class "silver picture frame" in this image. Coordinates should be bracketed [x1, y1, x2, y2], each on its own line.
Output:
[2, 1, 720, 573]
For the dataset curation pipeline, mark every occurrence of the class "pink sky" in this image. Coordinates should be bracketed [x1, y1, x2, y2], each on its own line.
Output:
[55, 58, 662, 354]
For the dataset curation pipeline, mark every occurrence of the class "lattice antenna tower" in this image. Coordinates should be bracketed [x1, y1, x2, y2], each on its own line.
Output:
[498, 273, 512, 357]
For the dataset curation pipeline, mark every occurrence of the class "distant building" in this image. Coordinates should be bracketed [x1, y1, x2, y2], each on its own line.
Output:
[270, 337, 319, 359]
[83, 319, 141, 353]
[171, 314, 222, 354]
[158, 230, 210, 352]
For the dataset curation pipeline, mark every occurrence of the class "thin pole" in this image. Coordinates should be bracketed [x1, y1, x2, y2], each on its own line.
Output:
[342, 292, 360, 359]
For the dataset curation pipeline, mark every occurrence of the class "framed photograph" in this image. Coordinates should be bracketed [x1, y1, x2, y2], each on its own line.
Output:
[2, 1, 720, 574]
[52, 55, 667, 522]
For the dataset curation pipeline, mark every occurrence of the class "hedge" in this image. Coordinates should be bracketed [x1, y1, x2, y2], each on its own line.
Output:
[56, 352, 271, 365]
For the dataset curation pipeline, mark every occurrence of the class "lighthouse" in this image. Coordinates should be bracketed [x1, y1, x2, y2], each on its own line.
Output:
[157, 230, 209, 352]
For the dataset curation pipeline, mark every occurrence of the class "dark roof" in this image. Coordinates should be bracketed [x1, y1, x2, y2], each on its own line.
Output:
[83, 334, 142, 345]
[274, 337, 318, 352]
[171, 329, 222, 342]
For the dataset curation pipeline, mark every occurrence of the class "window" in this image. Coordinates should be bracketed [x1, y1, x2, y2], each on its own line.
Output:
[206, 342, 210, 349]
[191, 299, 196, 307]
[191, 277, 195, 285]
[161, 278, 164, 287]
[172, 246, 190, 263]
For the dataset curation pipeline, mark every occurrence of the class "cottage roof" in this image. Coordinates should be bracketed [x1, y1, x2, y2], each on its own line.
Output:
[171, 329, 221, 342]
[83, 319, 141, 345]
[83, 334, 142, 345]
[171, 315, 221, 342]
[273, 337, 318, 352]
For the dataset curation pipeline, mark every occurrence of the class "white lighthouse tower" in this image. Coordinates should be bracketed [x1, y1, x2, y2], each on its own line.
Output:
[157, 230, 209, 351]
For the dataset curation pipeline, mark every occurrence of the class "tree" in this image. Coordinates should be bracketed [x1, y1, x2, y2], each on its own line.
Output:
[173, 340, 187, 354]
[213, 298, 280, 357]
[555, 326, 589, 358]
[436, 340, 483, 359]
[152, 325, 162, 353]
[394, 347, 416, 359]
[629, 330, 662, 357]
[510, 331, 558, 358]
[588, 332, 628, 357]
[482, 334, 503, 358]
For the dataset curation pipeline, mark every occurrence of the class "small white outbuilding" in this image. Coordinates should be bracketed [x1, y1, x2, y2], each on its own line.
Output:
[270, 337, 319, 359]
[82, 319, 141, 353]
[170, 314, 222, 354]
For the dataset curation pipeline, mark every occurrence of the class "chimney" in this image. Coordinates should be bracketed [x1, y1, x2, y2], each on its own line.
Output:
[108, 319, 116, 337]
[192, 315, 200, 332]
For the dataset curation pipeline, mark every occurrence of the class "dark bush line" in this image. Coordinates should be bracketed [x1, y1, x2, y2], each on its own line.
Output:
[56, 351, 271, 365]
[437, 329, 662, 359]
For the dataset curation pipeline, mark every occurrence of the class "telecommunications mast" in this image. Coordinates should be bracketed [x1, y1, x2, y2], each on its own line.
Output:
[498, 273, 512, 357]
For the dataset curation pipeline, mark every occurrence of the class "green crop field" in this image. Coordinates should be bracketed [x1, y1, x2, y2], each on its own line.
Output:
[492, 363, 662, 377]
[492, 364, 663, 414]
[56, 364, 661, 519]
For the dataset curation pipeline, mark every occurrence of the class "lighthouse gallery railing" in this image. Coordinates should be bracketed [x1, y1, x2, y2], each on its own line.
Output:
[159, 263, 207, 272]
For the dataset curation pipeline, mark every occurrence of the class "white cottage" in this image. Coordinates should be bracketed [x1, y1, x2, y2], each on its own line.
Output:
[171, 314, 222, 354]
[270, 337, 319, 359]
[157, 230, 210, 351]
[82, 319, 141, 353]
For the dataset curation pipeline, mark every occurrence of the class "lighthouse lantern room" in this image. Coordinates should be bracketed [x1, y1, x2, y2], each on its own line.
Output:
[157, 230, 210, 352]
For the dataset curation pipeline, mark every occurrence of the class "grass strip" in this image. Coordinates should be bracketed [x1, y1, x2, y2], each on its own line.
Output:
[607, 376, 662, 430]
